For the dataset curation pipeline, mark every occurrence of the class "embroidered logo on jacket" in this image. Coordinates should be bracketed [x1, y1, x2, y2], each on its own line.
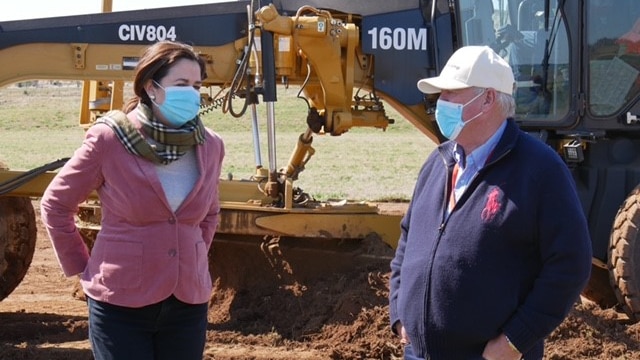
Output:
[481, 186, 503, 222]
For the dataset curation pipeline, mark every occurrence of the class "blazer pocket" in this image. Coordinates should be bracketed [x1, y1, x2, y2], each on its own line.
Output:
[99, 241, 143, 289]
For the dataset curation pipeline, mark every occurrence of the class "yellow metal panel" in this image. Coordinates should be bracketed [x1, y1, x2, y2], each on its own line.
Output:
[255, 213, 401, 248]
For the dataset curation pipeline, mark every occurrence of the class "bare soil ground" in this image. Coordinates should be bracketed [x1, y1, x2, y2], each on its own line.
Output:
[0, 201, 639, 359]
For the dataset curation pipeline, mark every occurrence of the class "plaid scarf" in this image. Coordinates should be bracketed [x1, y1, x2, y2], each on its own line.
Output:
[95, 103, 205, 165]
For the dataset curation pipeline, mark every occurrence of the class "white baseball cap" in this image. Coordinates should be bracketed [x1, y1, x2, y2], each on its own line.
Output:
[417, 46, 515, 95]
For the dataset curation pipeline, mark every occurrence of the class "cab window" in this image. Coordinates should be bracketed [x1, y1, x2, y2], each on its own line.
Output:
[587, 0, 640, 116]
[458, 0, 570, 122]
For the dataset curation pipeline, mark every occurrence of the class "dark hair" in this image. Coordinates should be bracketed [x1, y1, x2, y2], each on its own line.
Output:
[124, 41, 207, 112]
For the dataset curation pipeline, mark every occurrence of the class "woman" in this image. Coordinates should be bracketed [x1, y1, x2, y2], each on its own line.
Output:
[40, 40, 224, 360]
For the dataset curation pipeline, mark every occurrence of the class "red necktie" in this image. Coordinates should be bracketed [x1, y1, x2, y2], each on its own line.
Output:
[448, 163, 459, 211]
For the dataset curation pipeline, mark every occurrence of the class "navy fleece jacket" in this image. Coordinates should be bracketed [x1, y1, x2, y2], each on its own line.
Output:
[389, 119, 592, 359]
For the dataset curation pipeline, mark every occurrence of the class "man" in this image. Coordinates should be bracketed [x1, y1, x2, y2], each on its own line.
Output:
[388, 46, 592, 360]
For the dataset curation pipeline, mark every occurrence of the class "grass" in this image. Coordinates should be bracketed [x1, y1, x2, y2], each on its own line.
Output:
[0, 83, 436, 201]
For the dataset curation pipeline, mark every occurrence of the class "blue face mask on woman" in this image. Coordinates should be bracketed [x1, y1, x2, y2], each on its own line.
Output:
[435, 89, 485, 140]
[152, 81, 201, 127]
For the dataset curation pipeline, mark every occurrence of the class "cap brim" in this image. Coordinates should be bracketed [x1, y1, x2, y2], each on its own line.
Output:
[417, 77, 471, 94]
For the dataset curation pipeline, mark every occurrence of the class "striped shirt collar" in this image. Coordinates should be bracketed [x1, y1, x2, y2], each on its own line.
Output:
[454, 120, 507, 171]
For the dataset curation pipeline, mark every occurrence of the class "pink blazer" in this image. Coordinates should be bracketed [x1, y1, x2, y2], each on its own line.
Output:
[40, 121, 224, 307]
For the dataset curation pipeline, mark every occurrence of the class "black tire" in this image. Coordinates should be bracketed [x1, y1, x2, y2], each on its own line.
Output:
[0, 197, 37, 301]
[609, 185, 640, 322]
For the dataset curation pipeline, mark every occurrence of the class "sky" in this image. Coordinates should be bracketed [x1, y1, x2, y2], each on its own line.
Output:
[0, 0, 229, 21]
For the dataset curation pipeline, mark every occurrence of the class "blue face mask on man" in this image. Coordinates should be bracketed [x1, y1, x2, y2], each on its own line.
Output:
[152, 81, 201, 127]
[435, 89, 485, 140]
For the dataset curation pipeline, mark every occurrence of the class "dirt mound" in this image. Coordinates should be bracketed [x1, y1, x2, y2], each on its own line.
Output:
[0, 201, 639, 359]
[207, 233, 399, 359]
[546, 300, 640, 359]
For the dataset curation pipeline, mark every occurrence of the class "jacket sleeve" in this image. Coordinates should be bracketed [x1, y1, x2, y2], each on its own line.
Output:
[389, 207, 410, 334]
[199, 132, 225, 249]
[389, 154, 433, 334]
[40, 126, 106, 277]
[502, 155, 592, 353]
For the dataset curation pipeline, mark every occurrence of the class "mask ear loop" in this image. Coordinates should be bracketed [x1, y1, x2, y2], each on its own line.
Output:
[148, 81, 167, 106]
[459, 89, 488, 129]
[462, 88, 487, 107]
[152, 80, 166, 91]
[144, 80, 161, 103]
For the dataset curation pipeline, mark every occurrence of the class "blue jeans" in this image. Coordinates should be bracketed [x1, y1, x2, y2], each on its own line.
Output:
[87, 295, 208, 360]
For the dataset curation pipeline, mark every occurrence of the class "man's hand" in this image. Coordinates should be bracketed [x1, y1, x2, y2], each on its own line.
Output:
[395, 322, 410, 345]
[482, 333, 521, 360]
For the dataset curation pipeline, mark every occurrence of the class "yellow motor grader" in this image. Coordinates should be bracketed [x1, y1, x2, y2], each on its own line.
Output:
[2, 0, 640, 323]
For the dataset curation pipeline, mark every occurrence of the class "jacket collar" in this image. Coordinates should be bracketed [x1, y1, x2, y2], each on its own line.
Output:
[437, 118, 519, 167]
